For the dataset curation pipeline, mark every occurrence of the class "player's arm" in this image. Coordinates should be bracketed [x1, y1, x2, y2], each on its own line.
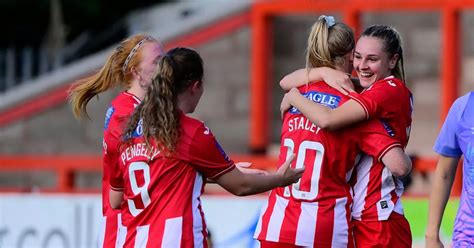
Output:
[234, 162, 268, 175]
[425, 94, 465, 247]
[357, 121, 411, 177]
[425, 155, 459, 248]
[214, 154, 304, 196]
[281, 88, 366, 130]
[109, 189, 124, 209]
[187, 125, 302, 195]
[380, 147, 412, 177]
[206, 162, 269, 184]
[106, 140, 125, 209]
[280, 67, 354, 93]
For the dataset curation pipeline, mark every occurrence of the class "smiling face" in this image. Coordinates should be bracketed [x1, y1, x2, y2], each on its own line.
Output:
[353, 36, 398, 88]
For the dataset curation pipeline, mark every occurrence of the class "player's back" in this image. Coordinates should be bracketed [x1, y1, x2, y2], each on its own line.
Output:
[255, 81, 359, 247]
[117, 112, 234, 247]
[277, 82, 357, 203]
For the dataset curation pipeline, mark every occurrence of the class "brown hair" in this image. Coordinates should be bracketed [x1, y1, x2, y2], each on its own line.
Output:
[306, 16, 355, 70]
[361, 25, 405, 82]
[124, 47, 203, 152]
[68, 34, 158, 119]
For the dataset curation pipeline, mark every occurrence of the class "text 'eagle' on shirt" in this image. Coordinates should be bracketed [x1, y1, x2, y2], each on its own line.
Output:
[286, 91, 341, 134]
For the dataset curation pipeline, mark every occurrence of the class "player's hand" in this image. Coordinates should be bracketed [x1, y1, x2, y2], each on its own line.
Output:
[280, 88, 299, 118]
[236, 162, 268, 175]
[276, 153, 304, 186]
[425, 235, 444, 248]
[321, 68, 354, 95]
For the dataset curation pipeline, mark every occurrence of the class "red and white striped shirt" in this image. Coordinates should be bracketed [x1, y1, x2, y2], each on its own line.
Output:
[254, 82, 401, 247]
[100, 91, 141, 248]
[348, 76, 412, 221]
[109, 112, 235, 247]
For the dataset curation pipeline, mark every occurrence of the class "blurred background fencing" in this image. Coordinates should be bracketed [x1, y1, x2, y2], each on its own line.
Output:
[0, 0, 473, 247]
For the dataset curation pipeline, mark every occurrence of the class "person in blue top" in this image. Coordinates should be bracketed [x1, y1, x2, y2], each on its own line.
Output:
[426, 92, 474, 247]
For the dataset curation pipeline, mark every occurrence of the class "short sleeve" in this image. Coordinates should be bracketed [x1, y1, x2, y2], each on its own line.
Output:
[433, 96, 465, 157]
[186, 124, 235, 179]
[105, 116, 127, 191]
[348, 79, 404, 120]
[354, 120, 402, 162]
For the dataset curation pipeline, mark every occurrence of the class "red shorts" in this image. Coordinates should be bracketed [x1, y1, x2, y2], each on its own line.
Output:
[353, 212, 412, 248]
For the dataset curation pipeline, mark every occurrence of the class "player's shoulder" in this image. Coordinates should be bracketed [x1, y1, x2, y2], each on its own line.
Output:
[106, 92, 140, 122]
[450, 92, 473, 119]
[180, 114, 210, 137]
[181, 114, 204, 129]
[303, 80, 339, 92]
[369, 77, 407, 91]
[364, 77, 411, 101]
[112, 92, 140, 111]
[177, 114, 217, 156]
[104, 93, 140, 130]
[454, 92, 472, 109]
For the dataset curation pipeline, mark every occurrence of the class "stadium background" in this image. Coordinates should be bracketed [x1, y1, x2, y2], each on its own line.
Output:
[0, 0, 473, 247]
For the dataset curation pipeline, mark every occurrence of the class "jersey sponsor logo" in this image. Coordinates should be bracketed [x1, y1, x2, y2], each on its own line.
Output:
[381, 120, 395, 137]
[104, 106, 115, 130]
[380, 200, 388, 209]
[289, 91, 341, 114]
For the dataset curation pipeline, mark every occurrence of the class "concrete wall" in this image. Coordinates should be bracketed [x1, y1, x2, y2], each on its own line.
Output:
[3, 12, 474, 156]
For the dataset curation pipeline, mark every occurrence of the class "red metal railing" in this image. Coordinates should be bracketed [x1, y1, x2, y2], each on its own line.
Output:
[0, 155, 448, 194]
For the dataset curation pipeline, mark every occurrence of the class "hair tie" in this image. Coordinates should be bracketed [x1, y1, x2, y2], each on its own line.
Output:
[319, 15, 336, 27]
[122, 36, 152, 73]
